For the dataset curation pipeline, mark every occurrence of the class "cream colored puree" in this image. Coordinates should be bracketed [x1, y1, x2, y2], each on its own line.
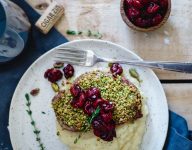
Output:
[57, 103, 148, 150]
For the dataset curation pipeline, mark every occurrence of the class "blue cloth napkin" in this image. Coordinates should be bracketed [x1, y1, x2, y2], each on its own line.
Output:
[0, 0, 191, 149]
[164, 112, 192, 150]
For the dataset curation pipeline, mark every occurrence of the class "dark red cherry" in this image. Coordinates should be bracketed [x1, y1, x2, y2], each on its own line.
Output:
[91, 116, 116, 141]
[100, 101, 114, 113]
[152, 14, 163, 26]
[63, 64, 74, 79]
[70, 92, 86, 108]
[44, 68, 63, 83]
[84, 101, 95, 116]
[132, 0, 143, 9]
[86, 87, 101, 101]
[101, 112, 113, 123]
[110, 63, 123, 77]
[125, 0, 133, 6]
[160, 0, 168, 9]
[124, 0, 168, 28]
[127, 7, 140, 19]
[147, 2, 160, 14]
[93, 98, 105, 108]
[70, 84, 81, 97]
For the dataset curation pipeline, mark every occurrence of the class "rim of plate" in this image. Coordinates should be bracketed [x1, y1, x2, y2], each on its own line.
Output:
[9, 39, 169, 149]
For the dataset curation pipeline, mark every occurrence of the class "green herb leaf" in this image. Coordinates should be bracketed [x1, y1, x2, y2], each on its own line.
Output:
[66, 30, 76, 35]
[74, 138, 78, 144]
[26, 110, 32, 115]
[56, 131, 60, 136]
[87, 106, 100, 124]
[25, 93, 45, 149]
[98, 33, 103, 39]
[31, 121, 35, 125]
[25, 93, 30, 101]
[74, 134, 81, 144]
[40, 143, 45, 150]
[26, 102, 31, 107]
[41, 111, 46, 114]
[74, 106, 100, 144]
[78, 31, 83, 35]
[87, 30, 92, 37]
[93, 31, 103, 39]
[66, 29, 102, 39]
[34, 130, 40, 134]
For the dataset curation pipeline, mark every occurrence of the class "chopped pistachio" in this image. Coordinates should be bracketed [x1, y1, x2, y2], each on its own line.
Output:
[129, 68, 142, 83]
[108, 63, 113, 67]
[51, 83, 60, 92]
[52, 70, 142, 130]
[53, 62, 64, 68]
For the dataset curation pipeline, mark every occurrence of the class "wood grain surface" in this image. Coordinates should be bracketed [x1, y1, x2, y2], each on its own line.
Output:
[27, 0, 192, 80]
[26, 0, 192, 129]
[163, 84, 192, 129]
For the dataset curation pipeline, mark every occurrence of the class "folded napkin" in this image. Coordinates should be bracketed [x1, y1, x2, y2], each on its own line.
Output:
[0, 0, 191, 149]
[164, 112, 192, 150]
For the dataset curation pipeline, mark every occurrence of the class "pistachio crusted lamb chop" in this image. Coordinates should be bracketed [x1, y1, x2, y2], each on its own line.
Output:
[52, 70, 143, 132]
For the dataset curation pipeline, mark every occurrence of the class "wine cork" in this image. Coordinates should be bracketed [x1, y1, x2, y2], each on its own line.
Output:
[35, 1, 64, 34]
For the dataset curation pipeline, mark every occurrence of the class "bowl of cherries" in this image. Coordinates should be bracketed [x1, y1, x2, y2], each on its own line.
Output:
[120, 0, 171, 31]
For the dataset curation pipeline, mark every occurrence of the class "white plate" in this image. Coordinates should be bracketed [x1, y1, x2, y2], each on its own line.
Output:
[9, 39, 168, 150]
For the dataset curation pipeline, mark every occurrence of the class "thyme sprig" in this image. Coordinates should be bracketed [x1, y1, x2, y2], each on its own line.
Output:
[66, 29, 103, 39]
[87, 106, 100, 124]
[74, 106, 100, 144]
[25, 93, 45, 150]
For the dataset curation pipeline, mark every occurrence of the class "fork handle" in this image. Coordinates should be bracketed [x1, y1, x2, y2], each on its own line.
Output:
[98, 58, 192, 73]
[127, 61, 192, 73]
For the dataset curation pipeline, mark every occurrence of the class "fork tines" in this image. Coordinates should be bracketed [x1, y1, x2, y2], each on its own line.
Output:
[54, 47, 87, 65]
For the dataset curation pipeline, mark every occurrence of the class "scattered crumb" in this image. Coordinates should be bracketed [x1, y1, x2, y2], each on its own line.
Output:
[163, 30, 169, 36]
[60, 86, 65, 91]
[62, 80, 65, 86]
[164, 37, 170, 45]
[30, 88, 40, 96]
[144, 33, 148, 37]
[66, 81, 72, 85]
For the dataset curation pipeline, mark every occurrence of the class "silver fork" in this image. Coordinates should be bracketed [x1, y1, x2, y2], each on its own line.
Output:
[54, 47, 192, 73]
